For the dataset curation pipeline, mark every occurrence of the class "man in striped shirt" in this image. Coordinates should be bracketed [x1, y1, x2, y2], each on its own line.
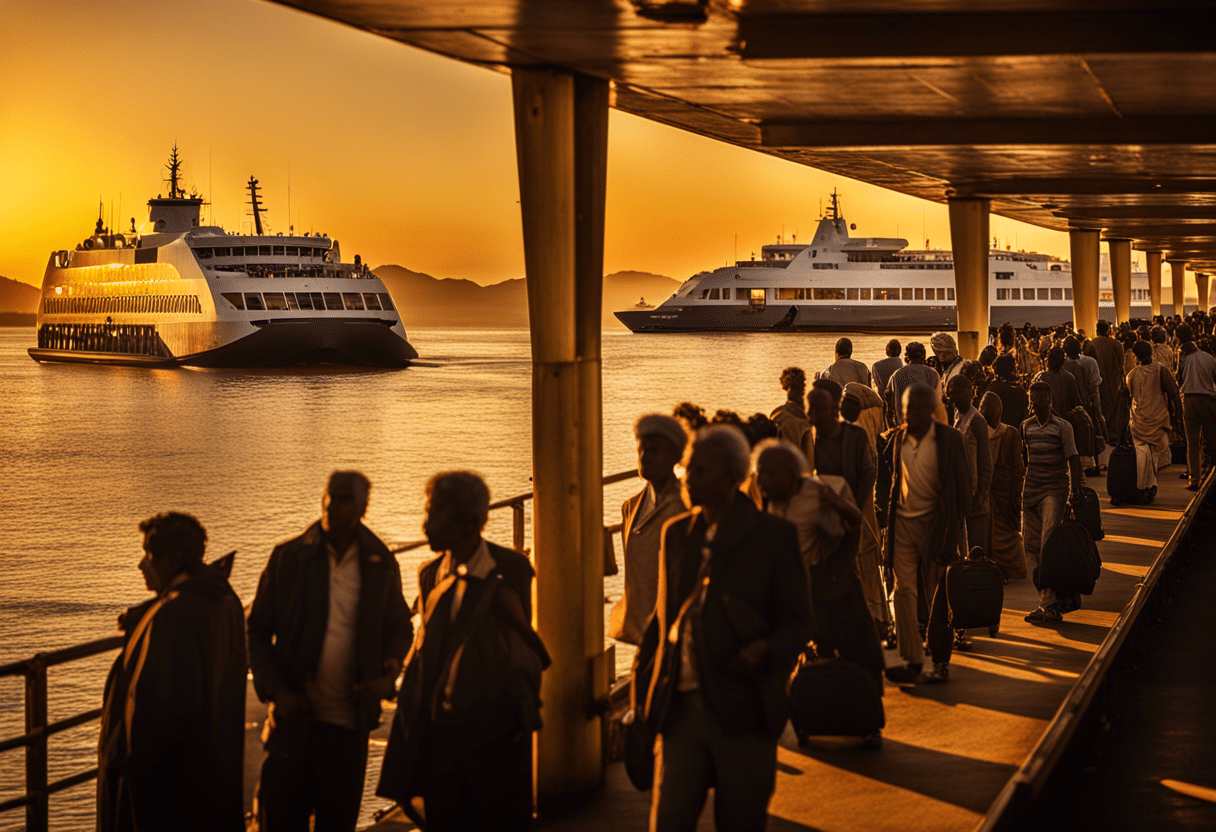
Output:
[1022, 383, 1083, 623]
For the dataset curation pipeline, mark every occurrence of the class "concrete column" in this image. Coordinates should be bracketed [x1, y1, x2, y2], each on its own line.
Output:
[1198, 273, 1210, 313]
[1147, 251, 1163, 317]
[512, 68, 609, 803]
[1107, 238, 1132, 326]
[1169, 259, 1188, 318]
[948, 197, 990, 359]
[1069, 228, 1101, 338]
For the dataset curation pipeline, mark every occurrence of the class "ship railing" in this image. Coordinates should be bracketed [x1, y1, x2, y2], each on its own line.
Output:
[0, 467, 643, 830]
[0, 636, 124, 830]
[388, 467, 640, 555]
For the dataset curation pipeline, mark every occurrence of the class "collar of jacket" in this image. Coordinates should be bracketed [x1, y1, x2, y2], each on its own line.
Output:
[687, 491, 760, 565]
[299, 521, 390, 567]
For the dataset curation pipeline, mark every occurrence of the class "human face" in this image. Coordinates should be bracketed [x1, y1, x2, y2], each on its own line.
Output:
[756, 450, 802, 503]
[683, 444, 736, 510]
[904, 390, 935, 437]
[980, 396, 1002, 430]
[935, 347, 958, 366]
[322, 477, 366, 539]
[138, 532, 179, 594]
[423, 493, 468, 552]
[1030, 389, 1053, 420]
[638, 434, 681, 486]
[946, 377, 973, 413]
[808, 390, 838, 431]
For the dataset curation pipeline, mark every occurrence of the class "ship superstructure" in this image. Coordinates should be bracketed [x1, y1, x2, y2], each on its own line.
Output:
[616, 193, 1156, 333]
[30, 148, 418, 367]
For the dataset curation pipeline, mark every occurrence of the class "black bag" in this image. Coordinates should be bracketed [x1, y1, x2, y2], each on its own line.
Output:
[1107, 443, 1150, 505]
[788, 656, 884, 740]
[1036, 518, 1102, 595]
[1072, 486, 1105, 542]
[1107, 388, 1131, 446]
[945, 559, 1004, 633]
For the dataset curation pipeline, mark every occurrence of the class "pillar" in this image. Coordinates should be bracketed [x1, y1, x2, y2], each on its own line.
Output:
[1147, 251, 1163, 317]
[511, 68, 609, 804]
[1198, 273, 1211, 313]
[1169, 259, 1188, 318]
[1107, 238, 1132, 326]
[1069, 228, 1101, 338]
[948, 197, 990, 360]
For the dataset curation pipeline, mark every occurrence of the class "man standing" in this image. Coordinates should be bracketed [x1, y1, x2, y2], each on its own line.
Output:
[883, 385, 970, 684]
[644, 426, 812, 831]
[378, 472, 543, 832]
[1129, 340, 1183, 479]
[871, 338, 903, 401]
[929, 332, 965, 401]
[98, 513, 246, 831]
[947, 375, 992, 559]
[822, 337, 872, 387]
[609, 414, 689, 645]
[769, 367, 812, 456]
[979, 393, 1027, 581]
[249, 472, 412, 831]
[886, 342, 946, 426]
[1176, 324, 1216, 490]
[1084, 320, 1127, 433]
[1022, 384, 1085, 623]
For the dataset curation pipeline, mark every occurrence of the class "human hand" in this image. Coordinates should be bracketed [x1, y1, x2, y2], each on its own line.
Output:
[273, 688, 309, 719]
[728, 639, 769, 674]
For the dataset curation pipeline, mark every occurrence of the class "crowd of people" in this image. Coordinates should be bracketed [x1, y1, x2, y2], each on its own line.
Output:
[97, 312, 1216, 832]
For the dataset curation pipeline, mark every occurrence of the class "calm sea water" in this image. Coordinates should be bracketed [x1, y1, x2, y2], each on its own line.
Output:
[0, 325, 899, 829]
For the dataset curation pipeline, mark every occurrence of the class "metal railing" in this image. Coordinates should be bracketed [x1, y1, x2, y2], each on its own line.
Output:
[0, 635, 124, 829]
[0, 467, 641, 829]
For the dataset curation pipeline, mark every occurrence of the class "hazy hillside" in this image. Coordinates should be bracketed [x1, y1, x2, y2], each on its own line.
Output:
[374, 265, 680, 329]
[0, 276, 40, 314]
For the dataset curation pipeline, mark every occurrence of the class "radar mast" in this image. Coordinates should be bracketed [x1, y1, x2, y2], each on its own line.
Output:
[248, 176, 264, 236]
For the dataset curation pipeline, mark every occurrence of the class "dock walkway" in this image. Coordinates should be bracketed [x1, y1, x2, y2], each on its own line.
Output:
[367, 468, 1197, 832]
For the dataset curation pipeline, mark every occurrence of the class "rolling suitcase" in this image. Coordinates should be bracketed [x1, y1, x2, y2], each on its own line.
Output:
[1107, 443, 1151, 505]
[1072, 485, 1105, 541]
[945, 556, 1004, 636]
[1037, 516, 1102, 595]
[788, 656, 884, 741]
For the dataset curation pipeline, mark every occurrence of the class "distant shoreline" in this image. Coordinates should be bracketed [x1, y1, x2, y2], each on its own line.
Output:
[0, 313, 35, 327]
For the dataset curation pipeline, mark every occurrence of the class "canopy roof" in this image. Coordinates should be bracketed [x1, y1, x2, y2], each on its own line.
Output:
[275, 0, 1216, 270]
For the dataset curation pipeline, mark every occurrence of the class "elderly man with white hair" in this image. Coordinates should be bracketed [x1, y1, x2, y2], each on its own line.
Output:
[637, 425, 812, 832]
[609, 414, 689, 646]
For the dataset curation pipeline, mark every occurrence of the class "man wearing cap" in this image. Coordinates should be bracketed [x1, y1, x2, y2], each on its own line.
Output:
[609, 414, 689, 646]
[929, 332, 965, 420]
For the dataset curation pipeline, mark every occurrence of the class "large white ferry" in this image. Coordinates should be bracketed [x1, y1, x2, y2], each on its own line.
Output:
[29, 149, 418, 368]
[616, 193, 1157, 333]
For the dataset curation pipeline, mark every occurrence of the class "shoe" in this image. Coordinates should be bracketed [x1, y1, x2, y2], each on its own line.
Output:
[885, 663, 923, 684]
[861, 732, 883, 749]
[1084, 467, 1101, 477]
[1026, 606, 1062, 624]
[1180, 472, 1191, 480]
[1058, 594, 1082, 615]
[953, 630, 972, 651]
[923, 663, 949, 683]
[1187, 482, 1200, 492]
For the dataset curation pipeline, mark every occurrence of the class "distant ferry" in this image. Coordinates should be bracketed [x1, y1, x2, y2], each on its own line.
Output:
[615, 192, 1154, 333]
[29, 148, 418, 368]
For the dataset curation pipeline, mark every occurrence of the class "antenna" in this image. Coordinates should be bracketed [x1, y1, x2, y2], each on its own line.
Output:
[209, 147, 213, 226]
[165, 143, 184, 199]
[248, 176, 264, 236]
[287, 160, 291, 233]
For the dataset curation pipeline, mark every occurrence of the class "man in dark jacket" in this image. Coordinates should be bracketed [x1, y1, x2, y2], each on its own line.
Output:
[98, 512, 245, 831]
[643, 425, 813, 831]
[249, 472, 413, 831]
[883, 385, 971, 684]
[377, 471, 541, 832]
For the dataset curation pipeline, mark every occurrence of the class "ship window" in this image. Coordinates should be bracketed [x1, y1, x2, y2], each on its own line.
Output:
[874, 288, 897, 301]
[295, 292, 313, 310]
[244, 293, 265, 311]
[273, 246, 285, 256]
[323, 292, 343, 310]
[901, 288, 914, 300]
[285, 293, 302, 310]
[195, 248, 212, 259]
[997, 288, 1009, 300]
[241, 246, 255, 256]
[1038, 288, 1051, 300]
[776, 288, 798, 300]
[860, 288, 871, 300]
[378, 293, 394, 310]
[1011, 288, 1021, 300]
[996, 271, 1014, 280]
[285, 246, 298, 256]
[947, 288, 955, 300]
[815, 288, 845, 300]
[363, 293, 382, 310]
[1100, 291, 1113, 302]
[1065, 288, 1073, 300]
[311, 292, 327, 309]
[1051, 288, 1064, 300]
[847, 288, 859, 300]
[213, 247, 230, 257]
[915, 287, 924, 300]
[342, 292, 365, 310]
[263, 292, 288, 310]
[259, 246, 272, 256]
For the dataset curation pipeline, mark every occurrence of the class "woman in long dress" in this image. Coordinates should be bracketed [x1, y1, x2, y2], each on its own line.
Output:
[1126, 340, 1182, 492]
[979, 392, 1026, 580]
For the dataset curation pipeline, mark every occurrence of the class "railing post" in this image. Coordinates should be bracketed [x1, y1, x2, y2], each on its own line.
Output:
[513, 500, 526, 553]
[26, 656, 48, 831]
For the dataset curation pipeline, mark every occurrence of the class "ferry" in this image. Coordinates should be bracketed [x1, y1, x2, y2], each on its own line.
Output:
[615, 193, 1155, 333]
[29, 148, 418, 368]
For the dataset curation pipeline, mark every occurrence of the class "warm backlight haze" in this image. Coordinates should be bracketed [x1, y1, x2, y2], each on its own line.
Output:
[3, 0, 1088, 293]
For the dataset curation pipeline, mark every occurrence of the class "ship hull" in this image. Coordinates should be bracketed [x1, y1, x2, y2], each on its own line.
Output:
[181, 318, 418, 368]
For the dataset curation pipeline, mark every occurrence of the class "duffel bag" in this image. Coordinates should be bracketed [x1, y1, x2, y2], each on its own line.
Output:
[788, 656, 884, 740]
[1036, 516, 1102, 595]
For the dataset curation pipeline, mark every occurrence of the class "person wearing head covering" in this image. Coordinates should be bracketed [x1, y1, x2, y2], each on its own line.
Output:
[929, 331, 965, 399]
[979, 393, 1026, 579]
[1128, 340, 1183, 484]
[609, 414, 690, 646]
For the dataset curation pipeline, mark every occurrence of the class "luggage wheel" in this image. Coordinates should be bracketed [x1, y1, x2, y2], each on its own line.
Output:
[989, 624, 1000, 637]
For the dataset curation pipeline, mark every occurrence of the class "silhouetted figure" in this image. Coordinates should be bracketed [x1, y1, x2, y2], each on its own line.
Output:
[249, 472, 412, 832]
[979, 392, 1027, 580]
[640, 426, 812, 831]
[770, 367, 812, 456]
[1176, 324, 1216, 490]
[378, 472, 545, 832]
[822, 337, 871, 386]
[885, 342, 946, 426]
[1128, 341, 1183, 480]
[871, 339, 903, 403]
[98, 513, 245, 831]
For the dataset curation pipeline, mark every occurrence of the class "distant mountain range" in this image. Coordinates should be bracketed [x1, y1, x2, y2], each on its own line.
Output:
[0, 276, 40, 314]
[373, 265, 681, 328]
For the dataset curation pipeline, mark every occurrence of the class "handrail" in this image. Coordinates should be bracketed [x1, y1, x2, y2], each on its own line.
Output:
[389, 468, 640, 555]
[977, 471, 1215, 830]
[0, 635, 123, 829]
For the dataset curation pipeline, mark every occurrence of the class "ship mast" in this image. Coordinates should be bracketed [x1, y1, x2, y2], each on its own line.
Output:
[248, 176, 264, 236]
[164, 143, 185, 199]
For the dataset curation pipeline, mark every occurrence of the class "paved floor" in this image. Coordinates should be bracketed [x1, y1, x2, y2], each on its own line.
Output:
[364, 465, 1195, 832]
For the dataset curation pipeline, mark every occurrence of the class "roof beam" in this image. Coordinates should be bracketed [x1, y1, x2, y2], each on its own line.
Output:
[951, 179, 1216, 197]
[761, 118, 1216, 149]
[737, 10, 1216, 59]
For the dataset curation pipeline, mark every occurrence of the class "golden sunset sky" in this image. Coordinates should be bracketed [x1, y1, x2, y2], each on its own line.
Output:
[3, 0, 1102, 291]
